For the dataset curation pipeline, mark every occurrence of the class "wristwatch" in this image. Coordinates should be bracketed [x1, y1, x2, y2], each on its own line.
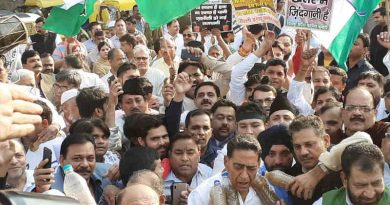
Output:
[318, 162, 330, 174]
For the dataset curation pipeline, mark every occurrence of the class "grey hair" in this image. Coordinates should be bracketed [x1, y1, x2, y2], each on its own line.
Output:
[133, 44, 150, 57]
[55, 69, 82, 88]
[10, 69, 35, 84]
[127, 169, 164, 195]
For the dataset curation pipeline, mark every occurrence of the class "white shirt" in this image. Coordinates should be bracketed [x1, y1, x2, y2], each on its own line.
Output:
[382, 51, 390, 75]
[24, 170, 36, 192]
[164, 33, 184, 57]
[26, 135, 64, 170]
[164, 163, 212, 198]
[287, 79, 315, 116]
[377, 98, 389, 121]
[144, 67, 166, 103]
[76, 69, 109, 93]
[188, 172, 266, 205]
[110, 35, 121, 49]
[151, 56, 181, 78]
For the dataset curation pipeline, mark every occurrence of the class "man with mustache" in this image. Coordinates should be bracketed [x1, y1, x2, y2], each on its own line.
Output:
[193, 82, 220, 110]
[314, 143, 390, 205]
[288, 115, 342, 205]
[258, 124, 294, 205]
[164, 132, 212, 203]
[33, 133, 112, 203]
[340, 87, 390, 147]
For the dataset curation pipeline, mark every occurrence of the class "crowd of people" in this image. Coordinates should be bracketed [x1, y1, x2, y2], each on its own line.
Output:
[2, 2, 390, 205]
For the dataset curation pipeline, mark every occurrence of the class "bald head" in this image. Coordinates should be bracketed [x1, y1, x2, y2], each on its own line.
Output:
[117, 184, 160, 205]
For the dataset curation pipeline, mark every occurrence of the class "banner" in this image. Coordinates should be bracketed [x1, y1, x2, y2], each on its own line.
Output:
[232, 0, 280, 27]
[285, 0, 333, 30]
[190, 3, 233, 32]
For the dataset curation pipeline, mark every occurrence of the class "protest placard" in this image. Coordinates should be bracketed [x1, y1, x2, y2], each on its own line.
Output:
[190, 3, 233, 32]
[285, 0, 333, 31]
[231, 0, 280, 27]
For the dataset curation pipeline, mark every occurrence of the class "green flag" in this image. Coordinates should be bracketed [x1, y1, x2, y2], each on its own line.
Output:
[136, 0, 207, 30]
[43, 0, 96, 37]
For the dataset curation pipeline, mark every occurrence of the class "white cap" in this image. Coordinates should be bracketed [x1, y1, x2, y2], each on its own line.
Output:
[61, 89, 79, 105]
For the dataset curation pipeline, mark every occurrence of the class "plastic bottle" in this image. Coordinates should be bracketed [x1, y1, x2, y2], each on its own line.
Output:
[209, 180, 227, 205]
[63, 164, 96, 205]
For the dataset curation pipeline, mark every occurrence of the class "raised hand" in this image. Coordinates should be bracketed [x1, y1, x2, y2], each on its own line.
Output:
[378, 31, 390, 49]
[0, 140, 15, 176]
[33, 159, 55, 193]
[173, 72, 192, 102]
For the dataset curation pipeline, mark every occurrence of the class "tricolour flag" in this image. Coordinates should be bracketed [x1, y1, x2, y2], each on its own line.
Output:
[136, 0, 207, 30]
[312, 0, 380, 70]
[43, 0, 96, 37]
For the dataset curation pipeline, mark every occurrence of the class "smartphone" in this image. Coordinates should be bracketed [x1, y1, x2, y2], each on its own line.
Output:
[171, 182, 188, 205]
[181, 49, 200, 61]
[42, 147, 52, 169]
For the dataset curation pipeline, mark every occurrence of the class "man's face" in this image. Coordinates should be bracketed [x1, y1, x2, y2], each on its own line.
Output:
[120, 41, 133, 55]
[208, 48, 221, 59]
[349, 38, 366, 60]
[184, 66, 205, 99]
[139, 125, 170, 158]
[168, 21, 180, 36]
[292, 128, 329, 170]
[60, 142, 96, 181]
[358, 78, 383, 102]
[169, 138, 200, 181]
[343, 164, 384, 205]
[268, 110, 295, 127]
[194, 85, 218, 110]
[313, 92, 337, 113]
[373, 12, 385, 25]
[8, 142, 27, 179]
[224, 149, 260, 197]
[342, 90, 376, 135]
[120, 94, 148, 115]
[237, 119, 265, 138]
[91, 24, 102, 36]
[109, 50, 126, 72]
[265, 65, 285, 89]
[319, 107, 343, 137]
[94, 34, 105, 44]
[133, 6, 141, 19]
[134, 50, 150, 71]
[252, 90, 275, 115]
[126, 22, 137, 33]
[35, 22, 47, 34]
[92, 127, 109, 159]
[118, 69, 140, 86]
[186, 114, 212, 151]
[24, 55, 42, 74]
[54, 81, 75, 105]
[212, 106, 236, 140]
[330, 74, 346, 93]
[115, 20, 127, 36]
[270, 47, 284, 60]
[264, 145, 293, 172]
[41, 56, 54, 74]
[183, 29, 196, 44]
[245, 83, 260, 100]
[312, 71, 331, 91]
[277, 36, 292, 55]
[160, 40, 176, 61]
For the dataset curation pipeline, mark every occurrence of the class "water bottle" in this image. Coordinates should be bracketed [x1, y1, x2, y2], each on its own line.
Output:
[63, 164, 96, 205]
[209, 180, 227, 205]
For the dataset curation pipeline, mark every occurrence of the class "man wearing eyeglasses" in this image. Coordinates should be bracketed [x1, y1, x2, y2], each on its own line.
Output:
[341, 87, 390, 147]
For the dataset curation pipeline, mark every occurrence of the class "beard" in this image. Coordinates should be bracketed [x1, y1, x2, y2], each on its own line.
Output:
[347, 185, 383, 205]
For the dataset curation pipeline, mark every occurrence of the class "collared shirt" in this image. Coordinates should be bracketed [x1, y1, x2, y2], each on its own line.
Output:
[345, 59, 375, 93]
[151, 56, 181, 78]
[313, 194, 354, 205]
[188, 171, 266, 205]
[164, 163, 212, 198]
[203, 133, 235, 169]
[144, 67, 166, 103]
[136, 18, 147, 34]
